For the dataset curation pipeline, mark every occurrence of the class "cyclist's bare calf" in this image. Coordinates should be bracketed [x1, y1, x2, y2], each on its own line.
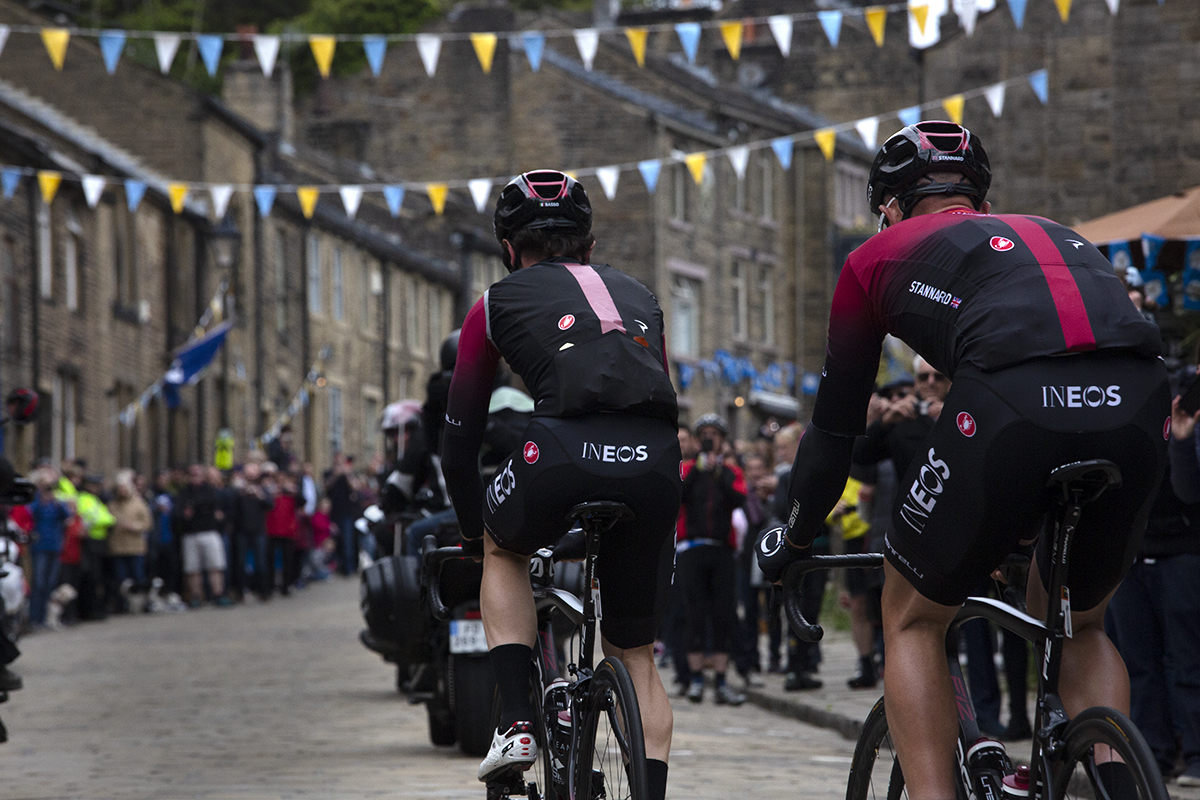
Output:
[602, 637, 673, 763]
[480, 530, 537, 650]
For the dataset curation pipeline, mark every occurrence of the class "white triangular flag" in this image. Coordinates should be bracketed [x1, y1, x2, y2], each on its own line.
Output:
[984, 82, 1006, 117]
[574, 28, 599, 71]
[339, 186, 363, 219]
[855, 117, 880, 150]
[0, 25, 10, 58]
[1105, 0, 1119, 12]
[154, 33, 181, 74]
[253, 35, 280, 77]
[468, 179, 492, 213]
[957, 0, 979, 35]
[767, 16, 792, 58]
[727, 146, 750, 180]
[82, 175, 105, 208]
[596, 166, 620, 200]
[210, 184, 234, 220]
[417, 34, 441, 77]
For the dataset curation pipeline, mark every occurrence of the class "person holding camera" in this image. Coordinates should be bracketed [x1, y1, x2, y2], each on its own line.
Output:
[677, 414, 747, 705]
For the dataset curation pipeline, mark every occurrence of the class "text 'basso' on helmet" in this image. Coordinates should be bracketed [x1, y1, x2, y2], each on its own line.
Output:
[493, 169, 592, 248]
[867, 120, 991, 220]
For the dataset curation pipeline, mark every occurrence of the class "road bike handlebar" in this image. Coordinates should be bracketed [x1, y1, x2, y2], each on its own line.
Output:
[780, 553, 885, 642]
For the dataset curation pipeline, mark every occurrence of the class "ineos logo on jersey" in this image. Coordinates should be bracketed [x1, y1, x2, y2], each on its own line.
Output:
[485, 463, 516, 513]
[990, 236, 1015, 252]
[956, 412, 976, 437]
[899, 448, 951, 535]
[581, 442, 649, 463]
[523, 442, 540, 464]
[558, 314, 575, 331]
[1041, 385, 1121, 409]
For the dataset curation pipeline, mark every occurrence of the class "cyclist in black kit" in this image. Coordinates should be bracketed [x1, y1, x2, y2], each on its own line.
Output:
[758, 121, 1169, 800]
[441, 170, 681, 800]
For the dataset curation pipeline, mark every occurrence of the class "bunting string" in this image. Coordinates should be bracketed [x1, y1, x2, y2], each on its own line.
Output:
[3, 69, 1049, 219]
[253, 345, 333, 450]
[0, 0, 1157, 78]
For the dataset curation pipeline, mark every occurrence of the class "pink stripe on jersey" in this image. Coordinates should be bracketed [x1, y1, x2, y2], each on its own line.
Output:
[1004, 216, 1096, 352]
[564, 263, 627, 335]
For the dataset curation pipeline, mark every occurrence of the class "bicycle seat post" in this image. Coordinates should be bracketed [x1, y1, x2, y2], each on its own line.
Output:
[565, 501, 635, 675]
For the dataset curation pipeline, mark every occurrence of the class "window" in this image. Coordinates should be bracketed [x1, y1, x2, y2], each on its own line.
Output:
[733, 163, 747, 213]
[37, 197, 51, 299]
[671, 165, 688, 221]
[113, 204, 135, 309]
[670, 274, 701, 358]
[363, 395, 379, 455]
[759, 264, 776, 346]
[307, 232, 322, 315]
[332, 246, 345, 321]
[835, 161, 871, 229]
[274, 229, 287, 334]
[731, 261, 748, 339]
[362, 259, 381, 334]
[51, 372, 78, 462]
[760, 155, 775, 221]
[429, 287, 443, 352]
[65, 207, 82, 312]
[470, 251, 505, 300]
[2, 236, 18, 356]
[328, 385, 344, 454]
[405, 276, 421, 352]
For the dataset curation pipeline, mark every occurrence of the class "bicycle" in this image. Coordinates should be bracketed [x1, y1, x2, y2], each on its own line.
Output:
[468, 500, 648, 800]
[779, 459, 1169, 800]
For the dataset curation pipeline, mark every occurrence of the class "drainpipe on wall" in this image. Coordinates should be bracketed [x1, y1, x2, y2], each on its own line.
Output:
[25, 179, 39, 455]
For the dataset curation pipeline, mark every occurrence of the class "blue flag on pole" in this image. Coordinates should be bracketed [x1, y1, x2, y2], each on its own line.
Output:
[1180, 239, 1200, 311]
[162, 321, 233, 408]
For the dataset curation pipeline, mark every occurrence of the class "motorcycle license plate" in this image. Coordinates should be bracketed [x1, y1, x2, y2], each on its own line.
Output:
[449, 619, 488, 654]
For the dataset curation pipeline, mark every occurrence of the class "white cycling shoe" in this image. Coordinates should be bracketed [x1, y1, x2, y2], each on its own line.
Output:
[478, 721, 538, 782]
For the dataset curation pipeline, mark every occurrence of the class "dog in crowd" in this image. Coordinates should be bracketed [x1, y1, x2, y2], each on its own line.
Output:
[45, 583, 77, 629]
[143, 577, 188, 613]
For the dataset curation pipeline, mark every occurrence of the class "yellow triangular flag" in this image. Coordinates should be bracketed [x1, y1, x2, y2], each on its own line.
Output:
[37, 171, 61, 205]
[41, 28, 70, 71]
[684, 153, 707, 185]
[865, 7, 888, 47]
[297, 186, 320, 219]
[814, 129, 837, 161]
[168, 183, 188, 214]
[309, 36, 336, 78]
[1054, 0, 1072, 21]
[719, 21, 743, 61]
[427, 183, 448, 215]
[470, 33, 497, 74]
[942, 94, 965, 125]
[625, 27, 648, 67]
[910, 4, 930, 35]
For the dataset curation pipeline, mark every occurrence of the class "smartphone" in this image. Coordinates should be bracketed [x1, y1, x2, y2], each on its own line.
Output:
[1180, 376, 1200, 416]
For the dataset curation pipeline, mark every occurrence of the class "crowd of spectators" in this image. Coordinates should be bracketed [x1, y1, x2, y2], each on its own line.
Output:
[8, 441, 382, 637]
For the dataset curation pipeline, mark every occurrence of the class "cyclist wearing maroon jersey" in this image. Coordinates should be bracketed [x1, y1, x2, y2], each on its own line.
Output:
[441, 170, 681, 798]
[758, 121, 1169, 800]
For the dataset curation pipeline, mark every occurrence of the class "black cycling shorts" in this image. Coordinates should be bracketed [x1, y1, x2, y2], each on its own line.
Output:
[483, 413, 683, 649]
[884, 352, 1169, 609]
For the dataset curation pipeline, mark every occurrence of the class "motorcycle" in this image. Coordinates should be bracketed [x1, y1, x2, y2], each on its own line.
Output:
[359, 510, 496, 757]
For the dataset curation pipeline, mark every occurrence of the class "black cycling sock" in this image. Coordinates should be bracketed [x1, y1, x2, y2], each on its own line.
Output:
[491, 643, 534, 731]
[1094, 761, 1138, 800]
[715, 671, 727, 688]
[646, 759, 668, 800]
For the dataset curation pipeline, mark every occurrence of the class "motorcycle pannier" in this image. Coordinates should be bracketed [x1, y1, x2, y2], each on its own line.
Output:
[360, 554, 428, 664]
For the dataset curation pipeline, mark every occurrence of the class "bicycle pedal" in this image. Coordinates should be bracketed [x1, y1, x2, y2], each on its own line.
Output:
[485, 770, 530, 800]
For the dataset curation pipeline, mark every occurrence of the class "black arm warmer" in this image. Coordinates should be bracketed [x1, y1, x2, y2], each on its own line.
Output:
[784, 425, 857, 548]
[440, 431, 486, 542]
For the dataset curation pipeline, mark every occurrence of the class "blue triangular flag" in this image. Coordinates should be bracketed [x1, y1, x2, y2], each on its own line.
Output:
[1, 168, 19, 199]
[521, 31, 545, 72]
[124, 179, 147, 212]
[383, 185, 405, 217]
[818, 11, 843, 47]
[1029, 69, 1049, 104]
[362, 35, 386, 77]
[637, 160, 661, 193]
[675, 22, 701, 64]
[898, 106, 922, 127]
[197, 34, 224, 77]
[800, 372, 821, 396]
[1106, 241, 1133, 273]
[99, 30, 126, 74]
[771, 138, 793, 170]
[1007, 0, 1028, 30]
[253, 185, 277, 218]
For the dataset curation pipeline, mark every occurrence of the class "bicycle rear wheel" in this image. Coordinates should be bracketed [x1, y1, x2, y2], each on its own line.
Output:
[573, 657, 648, 800]
[846, 697, 907, 800]
[1050, 707, 1167, 800]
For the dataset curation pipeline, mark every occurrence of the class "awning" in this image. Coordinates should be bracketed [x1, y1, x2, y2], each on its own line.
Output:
[1073, 186, 1200, 246]
[748, 389, 800, 420]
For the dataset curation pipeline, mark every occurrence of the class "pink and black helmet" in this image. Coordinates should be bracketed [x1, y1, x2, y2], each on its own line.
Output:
[867, 121, 991, 219]
[493, 170, 592, 270]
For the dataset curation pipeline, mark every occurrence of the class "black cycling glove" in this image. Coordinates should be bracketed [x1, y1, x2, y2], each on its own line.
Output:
[459, 536, 484, 559]
[756, 526, 809, 584]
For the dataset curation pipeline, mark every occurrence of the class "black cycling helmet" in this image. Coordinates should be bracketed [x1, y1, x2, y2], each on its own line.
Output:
[440, 328, 461, 373]
[693, 413, 729, 437]
[867, 120, 991, 222]
[494, 170, 592, 271]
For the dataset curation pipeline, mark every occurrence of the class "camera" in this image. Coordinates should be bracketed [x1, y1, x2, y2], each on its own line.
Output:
[700, 438, 715, 453]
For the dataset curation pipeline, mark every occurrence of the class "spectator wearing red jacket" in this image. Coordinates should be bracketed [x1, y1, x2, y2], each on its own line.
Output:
[263, 470, 300, 598]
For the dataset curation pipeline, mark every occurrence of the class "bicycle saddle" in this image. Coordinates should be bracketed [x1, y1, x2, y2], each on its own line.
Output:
[1046, 459, 1122, 504]
[565, 501, 635, 526]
